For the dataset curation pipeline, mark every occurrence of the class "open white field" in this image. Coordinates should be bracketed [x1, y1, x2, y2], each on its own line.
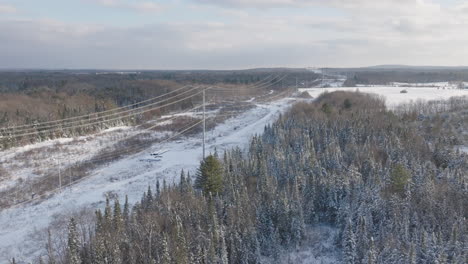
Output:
[300, 86, 468, 108]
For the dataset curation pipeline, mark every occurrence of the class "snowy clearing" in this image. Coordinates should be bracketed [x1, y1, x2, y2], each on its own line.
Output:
[0, 98, 296, 262]
[300, 86, 468, 108]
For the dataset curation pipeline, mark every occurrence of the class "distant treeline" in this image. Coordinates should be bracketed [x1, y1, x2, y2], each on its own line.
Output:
[326, 69, 468, 85]
[0, 69, 317, 94]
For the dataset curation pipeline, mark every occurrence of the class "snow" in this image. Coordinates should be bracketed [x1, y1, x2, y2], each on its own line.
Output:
[391, 81, 468, 88]
[0, 126, 146, 192]
[300, 86, 468, 108]
[0, 98, 295, 262]
[278, 225, 341, 264]
[457, 146, 468, 154]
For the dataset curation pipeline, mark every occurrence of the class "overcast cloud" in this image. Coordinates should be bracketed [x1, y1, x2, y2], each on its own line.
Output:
[0, 0, 467, 69]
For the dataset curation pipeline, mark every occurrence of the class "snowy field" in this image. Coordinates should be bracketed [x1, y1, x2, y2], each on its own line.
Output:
[0, 98, 296, 262]
[300, 86, 468, 108]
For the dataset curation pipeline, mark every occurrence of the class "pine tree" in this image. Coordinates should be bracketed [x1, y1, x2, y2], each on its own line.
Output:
[366, 237, 377, 264]
[161, 233, 171, 264]
[113, 199, 124, 232]
[343, 219, 357, 264]
[156, 180, 161, 197]
[174, 215, 189, 264]
[146, 185, 153, 208]
[93, 237, 107, 264]
[67, 218, 81, 264]
[195, 155, 224, 195]
[46, 229, 56, 264]
[123, 195, 130, 225]
[104, 197, 112, 231]
[219, 227, 229, 264]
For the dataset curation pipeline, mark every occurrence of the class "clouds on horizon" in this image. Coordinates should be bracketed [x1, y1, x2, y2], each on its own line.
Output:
[1, 0, 468, 69]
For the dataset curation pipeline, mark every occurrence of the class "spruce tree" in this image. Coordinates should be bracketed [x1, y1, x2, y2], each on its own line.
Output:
[123, 195, 129, 225]
[343, 219, 357, 264]
[195, 155, 224, 195]
[161, 233, 171, 264]
[67, 218, 81, 264]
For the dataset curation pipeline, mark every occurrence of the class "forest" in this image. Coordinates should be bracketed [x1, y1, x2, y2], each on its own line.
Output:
[0, 69, 318, 149]
[0, 69, 309, 149]
[30, 91, 467, 264]
[336, 68, 468, 86]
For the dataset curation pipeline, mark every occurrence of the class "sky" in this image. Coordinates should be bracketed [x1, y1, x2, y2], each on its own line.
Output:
[0, 0, 467, 69]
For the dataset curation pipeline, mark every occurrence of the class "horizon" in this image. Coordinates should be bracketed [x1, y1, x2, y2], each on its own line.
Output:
[3, 64, 468, 72]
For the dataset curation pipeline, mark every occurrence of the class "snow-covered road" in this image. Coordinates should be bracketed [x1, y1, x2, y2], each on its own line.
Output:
[0, 98, 295, 262]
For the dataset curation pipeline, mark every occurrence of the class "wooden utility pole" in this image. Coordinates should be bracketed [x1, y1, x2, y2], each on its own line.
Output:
[296, 77, 298, 92]
[57, 159, 61, 190]
[202, 89, 206, 160]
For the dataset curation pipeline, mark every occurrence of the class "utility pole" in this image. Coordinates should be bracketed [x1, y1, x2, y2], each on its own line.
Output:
[202, 88, 206, 160]
[57, 159, 61, 190]
[69, 165, 72, 191]
[296, 77, 298, 92]
[321, 68, 324, 88]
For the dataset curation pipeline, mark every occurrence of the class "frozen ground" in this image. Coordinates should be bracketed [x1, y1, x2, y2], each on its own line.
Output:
[300, 86, 468, 108]
[0, 98, 296, 262]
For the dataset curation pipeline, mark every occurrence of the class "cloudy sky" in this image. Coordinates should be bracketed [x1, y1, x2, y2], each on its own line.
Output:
[0, 0, 467, 69]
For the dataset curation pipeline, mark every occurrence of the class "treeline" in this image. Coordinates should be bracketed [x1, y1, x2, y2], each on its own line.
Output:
[339, 70, 468, 85]
[0, 78, 183, 127]
[0, 79, 201, 149]
[33, 91, 466, 263]
[0, 70, 312, 148]
[0, 69, 316, 94]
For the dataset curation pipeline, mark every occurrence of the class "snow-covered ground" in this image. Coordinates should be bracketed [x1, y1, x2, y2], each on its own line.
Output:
[278, 225, 341, 264]
[390, 81, 468, 88]
[457, 145, 468, 154]
[0, 126, 145, 193]
[300, 86, 468, 108]
[0, 98, 296, 262]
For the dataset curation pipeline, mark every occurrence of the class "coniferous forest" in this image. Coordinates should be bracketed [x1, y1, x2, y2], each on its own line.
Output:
[41, 91, 467, 264]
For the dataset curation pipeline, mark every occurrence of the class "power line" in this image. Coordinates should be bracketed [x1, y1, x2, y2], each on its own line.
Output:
[1, 73, 277, 131]
[0, 103, 206, 172]
[2, 119, 204, 210]
[1, 74, 282, 138]
[1, 102, 208, 203]
[1, 86, 203, 135]
[210, 74, 288, 92]
[1, 77, 294, 208]
[0, 85, 196, 131]
[1, 88, 205, 139]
